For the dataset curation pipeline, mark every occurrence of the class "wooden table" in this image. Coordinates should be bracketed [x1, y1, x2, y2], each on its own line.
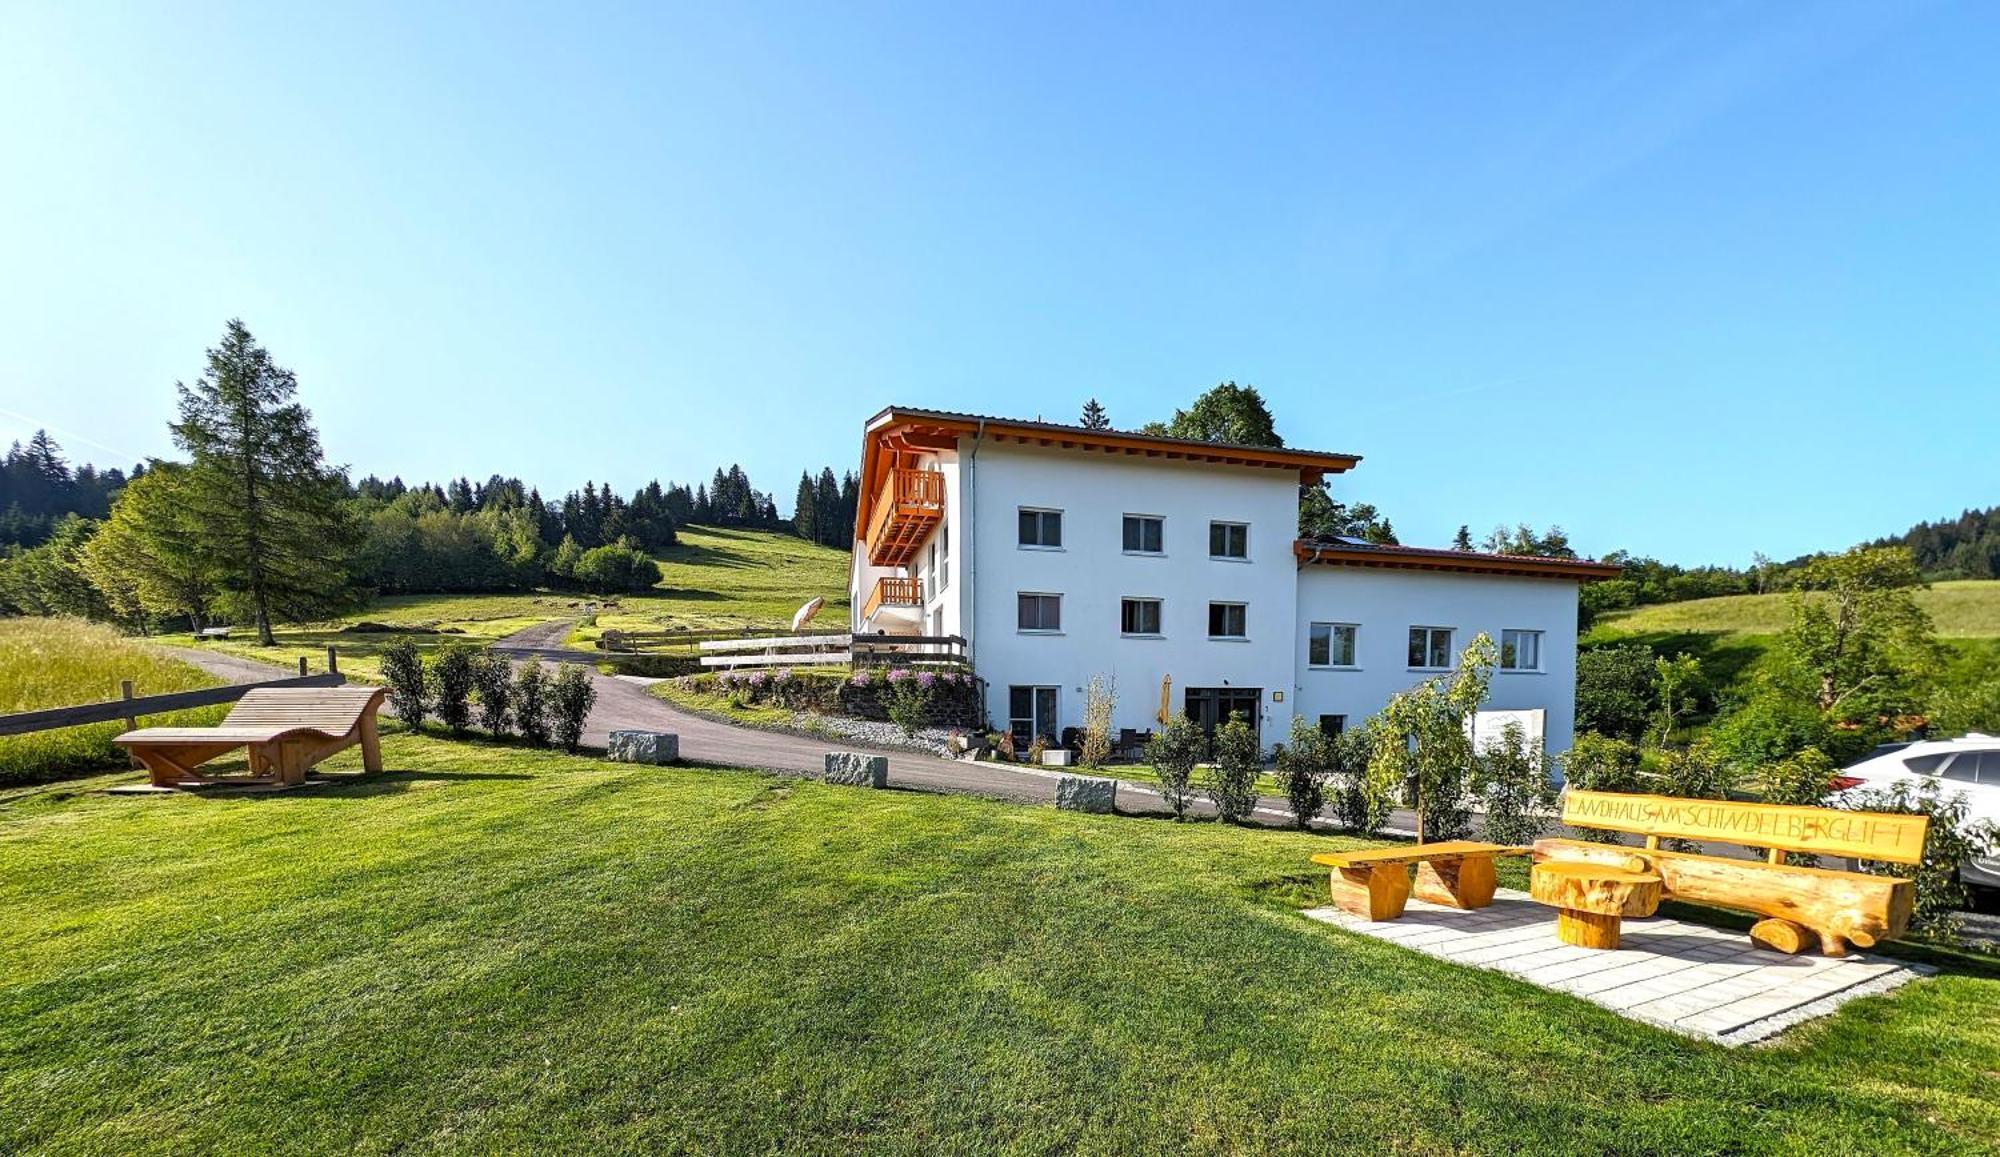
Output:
[1529, 861, 1663, 950]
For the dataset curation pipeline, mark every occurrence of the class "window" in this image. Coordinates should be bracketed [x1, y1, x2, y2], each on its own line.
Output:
[1121, 597, 1163, 636]
[1123, 514, 1164, 554]
[1018, 508, 1063, 548]
[1318, 714, 1347, 738]
[1309, 622, 1358, 667]
[1017, 593, 1062, 632]
[1009, 686, 1059, 748]
[1209, 521, 1248, 559]
[1500, 629, 1543, 671]
[1208, 602, 1247, 638]
[937, 524, 949, 591]
[1408, 626, 1453, 669]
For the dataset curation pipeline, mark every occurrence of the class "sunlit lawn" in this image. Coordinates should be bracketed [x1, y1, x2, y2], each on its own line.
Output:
[4, 734, 1997, 1154]
[1592, 579, 2000, 639]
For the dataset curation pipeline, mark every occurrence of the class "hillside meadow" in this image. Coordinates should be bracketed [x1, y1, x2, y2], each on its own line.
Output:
[1591, 579, 2000, 640]
[3, 734, 1998, 1154]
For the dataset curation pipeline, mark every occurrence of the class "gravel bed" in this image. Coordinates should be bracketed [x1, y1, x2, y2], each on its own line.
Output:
[789, 713, 959, 758]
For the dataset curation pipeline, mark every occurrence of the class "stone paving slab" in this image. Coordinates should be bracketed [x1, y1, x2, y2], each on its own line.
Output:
[1303, 888, 1931, 1046]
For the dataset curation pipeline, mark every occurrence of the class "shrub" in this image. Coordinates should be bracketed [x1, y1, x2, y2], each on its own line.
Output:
[1327, 727, 1386, 835]
[1639, 741, 1733, 852]
[1574, 644, 1656, 742]
[995, 730, 1016, 761]
[1145, 713, 1204, 820]
[1208, 713, 1260, 824]
[1760, 746, 1835, 808]
[428, 643, 478, 736]
[1079, 675, 1116, 769]
[550, 664, 596, 752]
[1559, 732, 1642, 843]
[380, 639, 428, 731]
[1275, 716, 1328, 830]
[1025, 734, 1047, 765]
[885, 671, 930, 736]
[471, 652, 512, 736]
[1707, 694, 1831, 776]
[1475, 722, 1555, 845]
[1847, 778, 2000, 944]
[571, 543, 662, 593]
[513, 659, 551, 747]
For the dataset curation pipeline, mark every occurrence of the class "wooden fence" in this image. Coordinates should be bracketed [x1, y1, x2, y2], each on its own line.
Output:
[697, 633, 968, 670]
[0, 649, 345, 738]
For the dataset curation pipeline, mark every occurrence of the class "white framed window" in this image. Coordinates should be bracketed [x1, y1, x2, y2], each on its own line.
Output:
[1208, 521, 1249, 560]
[1408, 626, 1454, 669]
[1121, 597, 1163, 636]
[1018, 508, 1063, 549]
[937, 524, 949, 591]
[1122, 514, 1164, 554]
[1309, 622, 1358, 667]
[1501, 629, 1543, 672]
[1208, 601, 1247, 639]
[1017, 592, 1062, 632]
[1009, 685, 1059, 748]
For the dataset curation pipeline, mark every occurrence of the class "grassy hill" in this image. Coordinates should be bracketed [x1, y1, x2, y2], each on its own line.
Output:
[1590, 579, 2000, 640]
[4, 734, 1997, 1153]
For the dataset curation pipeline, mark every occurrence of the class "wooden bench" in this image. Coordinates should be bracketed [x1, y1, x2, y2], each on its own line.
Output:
[1311, 841, 1529, 921]
[192, 626, 233, 640]
[116, 687, 388, 788]
[1537, 789, 1930, 957]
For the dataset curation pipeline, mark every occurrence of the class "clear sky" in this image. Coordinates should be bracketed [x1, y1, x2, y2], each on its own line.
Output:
[3, 2, 1994, 565]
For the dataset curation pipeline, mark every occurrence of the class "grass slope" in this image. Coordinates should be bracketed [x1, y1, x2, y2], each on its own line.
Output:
[1593, 579, 2000, 639]
[4, 735, 1997, 1154]
[0, 618, 222, 784]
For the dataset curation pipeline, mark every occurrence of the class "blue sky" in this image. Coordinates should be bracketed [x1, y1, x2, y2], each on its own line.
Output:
[3, 2, 1994, 565]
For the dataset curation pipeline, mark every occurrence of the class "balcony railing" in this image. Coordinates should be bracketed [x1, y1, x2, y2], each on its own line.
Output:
[861, 575, 923, 622]
[865, 468, 945, 566]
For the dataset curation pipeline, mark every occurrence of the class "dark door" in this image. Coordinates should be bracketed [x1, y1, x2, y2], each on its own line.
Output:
[1184, 687, 1261, 748]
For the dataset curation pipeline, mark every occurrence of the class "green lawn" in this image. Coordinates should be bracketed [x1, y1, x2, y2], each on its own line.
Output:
[4, 735, 1997, 1154]
[0, 618, 224, 784]
[1593, 579, 2000, 639]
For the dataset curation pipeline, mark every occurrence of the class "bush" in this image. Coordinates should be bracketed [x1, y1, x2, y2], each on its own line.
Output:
[1025, 734, 1047, 765]
[1760, 746, 1835, 808]
[429, 643, 477, 736]
[1639, 741, 1733, 852]
[472, 652, 513, 736]
[1079, 675, 1115, 769]
[1145, 713, 1205, 819]
[550, 663, 596, 752]
[1327, 728, 1386, 835]
[1707, 695, 1831, 776]
[1208, 713, 1260, 824]
[570, 543, 663, 594]
[1274, 716, 1327, 830]
[1475, 722, 1555, 845]
[1559, 732, 1642, 843]
[1574, 644, 1656, 742]
[380, 639, 428, 732]
[1847, 778, 2000, 944]
[513, 659, 551, 747]
[884, 670, 930, 736]
[995, 730, 1017, 762]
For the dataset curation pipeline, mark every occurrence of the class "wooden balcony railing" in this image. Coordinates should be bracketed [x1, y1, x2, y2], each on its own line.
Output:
[864, 468, 946, 566]
[861, 575, 924, 622]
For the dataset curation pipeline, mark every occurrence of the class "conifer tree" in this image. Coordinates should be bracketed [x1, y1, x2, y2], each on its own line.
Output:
[1080, 397, 1110, 429]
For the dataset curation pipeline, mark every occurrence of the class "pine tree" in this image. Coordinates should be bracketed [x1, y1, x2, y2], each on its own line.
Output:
[793, 471, 818, 541]
[692, 483, 712, 523]
[1453, 525, 1474, 551]
[815, 467, 841, 547]
[169, 319, 357, 645]
[1080, 398, 1110, 429]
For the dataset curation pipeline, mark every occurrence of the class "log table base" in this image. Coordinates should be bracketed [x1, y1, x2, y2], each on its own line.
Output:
[1531, 862, 1663, 952]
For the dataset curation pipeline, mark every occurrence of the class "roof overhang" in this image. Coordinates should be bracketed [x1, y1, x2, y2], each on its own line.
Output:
[1294, 539, 1624, 582]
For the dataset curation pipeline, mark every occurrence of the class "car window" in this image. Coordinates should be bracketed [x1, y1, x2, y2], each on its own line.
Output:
[1902, 753, 1950, 776]
[1978, 751, 2000, 786]
[1941, 753, 1981, 783]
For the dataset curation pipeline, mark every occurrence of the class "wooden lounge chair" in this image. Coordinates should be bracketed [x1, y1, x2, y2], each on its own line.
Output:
[116, 687, 387, 788]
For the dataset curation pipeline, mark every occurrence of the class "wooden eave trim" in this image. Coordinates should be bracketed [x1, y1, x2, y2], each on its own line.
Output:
[1293, 540, 1623, 582]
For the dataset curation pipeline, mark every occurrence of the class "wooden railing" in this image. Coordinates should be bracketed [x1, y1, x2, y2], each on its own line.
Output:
[861, 575, 923, 621]
[864, 468, 945, 566]
[0, 650, 345, 738]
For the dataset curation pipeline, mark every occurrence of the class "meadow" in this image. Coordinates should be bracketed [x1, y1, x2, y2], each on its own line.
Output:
[0, 618, 223, 784]
[1591, 579, 2000, 640]
[3, 733, 1996, 1154]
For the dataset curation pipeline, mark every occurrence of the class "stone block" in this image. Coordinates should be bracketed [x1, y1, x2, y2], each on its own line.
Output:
[1040, 748, 1075, 767]
[607, 730, 678, 764]
[824, 751, 888, 788]
[1055, 774, 1116, 813]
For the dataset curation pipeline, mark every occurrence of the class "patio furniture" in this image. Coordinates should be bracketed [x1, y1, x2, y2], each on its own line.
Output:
[1115, 728, 1153, 759]
[115, 687, 387, 788]
[1537, 790, 1931, 957]
[1529, 861, 1663, 949]
[1310, 841, 1529, 921]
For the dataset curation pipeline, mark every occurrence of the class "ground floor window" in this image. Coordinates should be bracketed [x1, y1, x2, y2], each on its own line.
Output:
[1184, 687, 1260, 747]
[1009, 685, 1059, 748]
[1318, 713, 1347, 738]
[1500, 628, 1543, 671]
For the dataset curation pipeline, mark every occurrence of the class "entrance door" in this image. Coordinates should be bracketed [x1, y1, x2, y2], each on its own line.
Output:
[1008, 685, 1059, 748]
[1184, 687, 1261, 747]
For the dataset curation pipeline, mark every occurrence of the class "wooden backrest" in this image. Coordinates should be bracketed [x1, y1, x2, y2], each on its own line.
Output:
[223, 687, 387, 734]
[1562, 790, 1929, 865]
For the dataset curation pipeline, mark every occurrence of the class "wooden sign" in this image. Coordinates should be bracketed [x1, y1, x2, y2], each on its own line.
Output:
[1561, 790, 1928, 864]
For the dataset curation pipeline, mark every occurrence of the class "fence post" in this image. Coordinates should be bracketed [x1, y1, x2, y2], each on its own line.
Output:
[326, 646, 339, 676]
[298, 656, 309, 677]
[120, 680, 141, 768]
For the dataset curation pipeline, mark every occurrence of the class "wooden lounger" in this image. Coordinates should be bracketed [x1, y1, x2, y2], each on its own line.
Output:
[116, 687, 388, 788]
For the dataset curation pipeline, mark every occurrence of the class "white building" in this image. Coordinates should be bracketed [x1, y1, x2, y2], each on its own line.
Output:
[847, 406, 1618, 758]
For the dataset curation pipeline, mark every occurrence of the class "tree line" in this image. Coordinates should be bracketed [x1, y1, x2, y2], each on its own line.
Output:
[0, 433, 147, 548]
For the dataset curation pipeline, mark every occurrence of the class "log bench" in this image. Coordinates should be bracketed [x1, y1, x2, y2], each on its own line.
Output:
[1310, 841, 1528, 921]
[116, 687, 387, 788]
[1537, 789, 1931, 957]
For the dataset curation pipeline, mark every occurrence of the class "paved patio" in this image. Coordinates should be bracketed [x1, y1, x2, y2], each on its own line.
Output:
[1304, 888, 1931, 1046]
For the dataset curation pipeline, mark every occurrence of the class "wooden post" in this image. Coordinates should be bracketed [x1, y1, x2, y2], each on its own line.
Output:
[298, 656, 309, 676]
[119, 680, 142, 768]
[326, 646, 338, 675]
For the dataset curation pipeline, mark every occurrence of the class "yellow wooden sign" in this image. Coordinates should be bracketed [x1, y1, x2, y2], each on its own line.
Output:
[1561, 790, 1929, 864]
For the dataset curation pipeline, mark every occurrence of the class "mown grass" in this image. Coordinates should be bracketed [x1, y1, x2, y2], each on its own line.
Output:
[0, 618, 224, 784]
[3, 734, 1997, 1154]
[1593, 579, 2000, 639]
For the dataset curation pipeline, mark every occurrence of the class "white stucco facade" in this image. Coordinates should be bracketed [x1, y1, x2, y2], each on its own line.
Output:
[850, 408, 1609, 761]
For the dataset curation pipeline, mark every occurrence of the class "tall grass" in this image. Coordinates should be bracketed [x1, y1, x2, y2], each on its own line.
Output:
[0, 618, 223, 784]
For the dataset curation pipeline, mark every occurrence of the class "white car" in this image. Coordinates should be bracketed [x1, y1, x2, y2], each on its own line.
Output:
[1834, 734, 2000, 891]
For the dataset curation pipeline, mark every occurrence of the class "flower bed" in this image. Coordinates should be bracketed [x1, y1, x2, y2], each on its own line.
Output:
[670, 667, 984, 730]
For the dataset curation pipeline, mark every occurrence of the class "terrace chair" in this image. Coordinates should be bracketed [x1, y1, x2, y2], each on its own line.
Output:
[116, 687, 388, 788]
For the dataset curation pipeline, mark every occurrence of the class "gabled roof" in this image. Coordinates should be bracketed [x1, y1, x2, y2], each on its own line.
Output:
[1294, 538, 1623, 582]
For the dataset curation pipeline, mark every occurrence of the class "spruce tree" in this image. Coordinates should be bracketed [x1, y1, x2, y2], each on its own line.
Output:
[1453, 525, 1474, 551]
[1080, 397, 1110, 429]
[793, 471, 818, 541]
[169, 319, 357, 645]
[814, 467, 841, 546]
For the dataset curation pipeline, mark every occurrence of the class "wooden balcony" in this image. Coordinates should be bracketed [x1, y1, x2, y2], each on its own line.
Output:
[861, 575, 924, 623]
[864, 468, 945, 567]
